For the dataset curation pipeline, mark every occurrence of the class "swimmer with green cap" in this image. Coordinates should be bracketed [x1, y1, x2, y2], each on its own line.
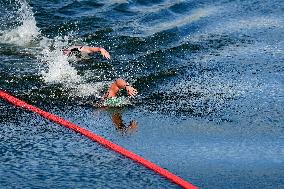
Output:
[98, 78, 138, 107]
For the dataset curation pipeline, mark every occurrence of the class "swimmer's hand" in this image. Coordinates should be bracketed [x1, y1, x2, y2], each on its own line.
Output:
[128, 120, 138, 133]
[126, 85, 138, 97]
[100, 48, 111, 59]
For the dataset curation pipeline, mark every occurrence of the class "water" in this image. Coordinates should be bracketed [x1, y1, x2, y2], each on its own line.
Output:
[0, 0, 283, 188]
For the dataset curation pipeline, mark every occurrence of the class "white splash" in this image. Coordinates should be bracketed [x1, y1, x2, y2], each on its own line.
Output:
[0, 0, 40, 46]
[40, 50, 82, 84]
[73, 82, 107, 98]
[38, 35, 105, 98]
[39, 35, 82, 84]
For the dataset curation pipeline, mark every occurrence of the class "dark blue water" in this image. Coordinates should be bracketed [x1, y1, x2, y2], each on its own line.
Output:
[0, 0, 283, 188]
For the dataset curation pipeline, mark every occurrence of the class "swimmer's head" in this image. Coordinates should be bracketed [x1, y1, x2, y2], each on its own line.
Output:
[63, 47, 82, 58]
[70, 48, 80, 52]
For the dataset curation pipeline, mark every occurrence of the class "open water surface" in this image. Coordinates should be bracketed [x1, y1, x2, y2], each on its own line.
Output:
[0, 0, 283, 188]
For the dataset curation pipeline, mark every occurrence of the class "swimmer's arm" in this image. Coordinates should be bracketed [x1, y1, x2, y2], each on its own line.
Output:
[114, 78, 138, 97]
[104, 78, 138, 99]
[81, 46, 111, 59]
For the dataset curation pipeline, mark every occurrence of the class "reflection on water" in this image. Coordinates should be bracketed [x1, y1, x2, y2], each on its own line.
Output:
[109, 108, 138, 135]
[95, 106, 138, 135]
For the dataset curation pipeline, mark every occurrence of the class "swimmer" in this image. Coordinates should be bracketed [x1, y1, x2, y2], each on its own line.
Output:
[63, 45, 111, 59]
[103, 80, 138, 133]
[96, 78, 138, 107]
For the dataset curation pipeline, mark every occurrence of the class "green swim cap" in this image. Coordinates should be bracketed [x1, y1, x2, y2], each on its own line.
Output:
[103, 97, 125, 107]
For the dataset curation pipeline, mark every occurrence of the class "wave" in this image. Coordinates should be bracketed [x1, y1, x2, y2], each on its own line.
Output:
[0, 0, 40, 46]
[191, 16, 284, 42]
[141, 6, 219, 35]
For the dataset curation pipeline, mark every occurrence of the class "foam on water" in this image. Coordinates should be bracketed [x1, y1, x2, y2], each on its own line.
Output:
[39, 36, 82, 84]
[0, 0, 40, 46]
[73, 82, 106, 98]
[38, 35, 103, 98]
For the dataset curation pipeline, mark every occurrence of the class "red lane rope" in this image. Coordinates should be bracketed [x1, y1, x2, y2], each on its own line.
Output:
[0, 90, 198, 189]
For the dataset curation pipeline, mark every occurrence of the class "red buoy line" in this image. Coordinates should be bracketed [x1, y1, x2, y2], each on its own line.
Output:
[0, 90, 198, 189]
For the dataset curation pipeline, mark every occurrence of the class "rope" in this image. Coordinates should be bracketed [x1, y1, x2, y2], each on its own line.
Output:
[0, 90, 198, 189]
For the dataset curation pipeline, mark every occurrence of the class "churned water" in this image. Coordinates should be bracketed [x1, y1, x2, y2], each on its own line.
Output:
[0, 0, 283, 188]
